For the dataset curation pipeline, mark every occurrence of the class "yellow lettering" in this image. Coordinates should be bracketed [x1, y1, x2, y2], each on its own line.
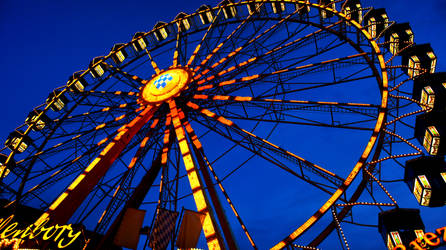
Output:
[436, 226, 446, 242]
[14, 224, 34, 239]
[43, 226, 58, 240]
[0, 222, 18, 238]
[30, 217, 50, 239]
[0, 214, 83, 248]
[57, 225, 81, 248]
[0, 215, 14, 234]
[53, 224, 69, 242]
[424, 232, 440, 247]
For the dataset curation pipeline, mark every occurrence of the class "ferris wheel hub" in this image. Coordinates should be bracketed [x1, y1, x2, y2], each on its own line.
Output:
[140, 67, 193, 104]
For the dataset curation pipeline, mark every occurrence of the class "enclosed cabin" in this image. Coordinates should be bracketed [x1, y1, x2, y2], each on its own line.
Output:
[412, 72, 446, 112]
[197, 5, 214, 25]
[271, 1, 286, 14]
[67, 70, 88, 93]
[25, 109, 51, 131]
[247, 2, 266, 15]
[0, 154, 15, 178]
[295, 0, 311, 15]
[46, 90, 68, 112]
[415, 111, 446, 155]
[385, 23, 414, 55]
[89, 56, 106, 78]
[175, 12, 192, 32]
[378, 208, 425, 250]
[405, 156, 446, 207]
[153, 22, 170, 42]
[220, 0, 237, 19]
[343, 0, 362, 24]
[5, 131, 32, 154]
[402, 44, 437, 78]
[319, 0, 336, 19]
[110, 43, 128, 65]
[363, 8, 389, 38]
[132, 32, 148, 52]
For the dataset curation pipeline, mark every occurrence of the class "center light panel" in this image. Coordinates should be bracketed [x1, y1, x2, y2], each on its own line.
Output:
[141, 67, 193, 104]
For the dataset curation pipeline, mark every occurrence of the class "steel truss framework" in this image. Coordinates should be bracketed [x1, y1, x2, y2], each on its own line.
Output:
[0, 0, 441, 249]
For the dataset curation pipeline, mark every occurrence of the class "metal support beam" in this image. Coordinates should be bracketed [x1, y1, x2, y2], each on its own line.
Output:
[95, 127, 172, 249]
[34, 106, 158, 226]
[179, 109, 239, 250]
[169, 100, 225, 250]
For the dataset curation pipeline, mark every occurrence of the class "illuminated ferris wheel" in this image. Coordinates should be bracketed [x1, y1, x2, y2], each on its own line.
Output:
[1, 0, 445, 249]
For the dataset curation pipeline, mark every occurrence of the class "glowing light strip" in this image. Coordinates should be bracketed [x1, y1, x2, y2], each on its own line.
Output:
[35, 105, 158, 226]
[193, 1, 269, 77]
[193, 94, 379, 108]
[197, 20, 343, 82]
[271, 1, 388, 247]
[101, 61, 149, 86]
[168, 100, 222, 250]
[145, 49, 161, 74]
[84, 90, 139, 97]
[178, 109, 257, 248]
[173, 24, 181, 67]
[194, 4, 302, 81]
[186, 101, 343, 180]
[158, 115, 172, 209]
[197, 52, 368, 91]
[187, 7, 223, 67]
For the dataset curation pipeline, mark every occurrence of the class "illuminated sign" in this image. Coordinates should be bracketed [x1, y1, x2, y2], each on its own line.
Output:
[154, 73, 173, 89]
[0, 214, 81, 248]
[393, 226, 446, 249]
[141, 68, 192, 104]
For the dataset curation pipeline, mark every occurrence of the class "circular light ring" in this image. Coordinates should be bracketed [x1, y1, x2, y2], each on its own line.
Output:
[140, 67, 193, 104]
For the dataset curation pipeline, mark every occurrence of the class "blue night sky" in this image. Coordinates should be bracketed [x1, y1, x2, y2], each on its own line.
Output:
[1, 0, 446, 249]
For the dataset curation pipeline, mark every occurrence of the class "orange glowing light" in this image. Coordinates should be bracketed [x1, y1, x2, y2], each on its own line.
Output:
[140, 67, 192, 104]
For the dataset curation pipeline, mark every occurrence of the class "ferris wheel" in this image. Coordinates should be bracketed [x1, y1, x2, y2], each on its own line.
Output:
[1, 0, 445, 249]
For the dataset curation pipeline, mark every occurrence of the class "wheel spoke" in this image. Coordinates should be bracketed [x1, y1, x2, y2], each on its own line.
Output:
[102, 61, 149, 86]
[177, 108, 240, 250]
[193, 94, 380, 108]
[95, 115, 173, 248]
[193, 94, 379, 130]
[94, 118, 162, 233]
[144, 49, 161, 74]
[194, 5, 302, 81]
[173, 25, 181, 67]
[187, 7, 224, 67]
[193, 2, 267, 75]
[168, 99, 224, 249]
[187, 101, 345, 189]
[198, 20, 344, 82]
[34, 105, 158, 225]
[197, 52, 369, 92]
